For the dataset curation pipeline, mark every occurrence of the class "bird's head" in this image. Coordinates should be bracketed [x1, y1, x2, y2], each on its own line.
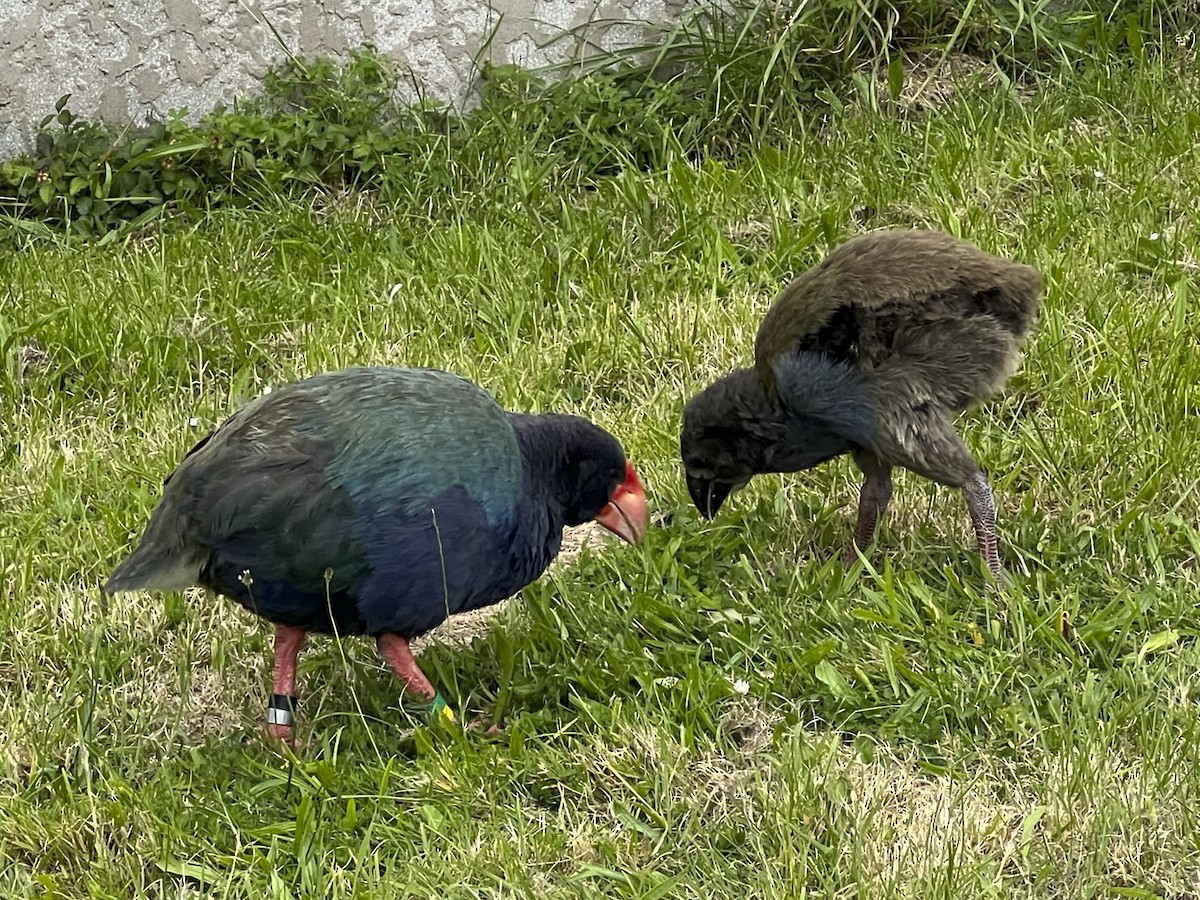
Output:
[521, 415, 649, 545]
[681, 358, 876, 519]
[680, 369, 779, 519]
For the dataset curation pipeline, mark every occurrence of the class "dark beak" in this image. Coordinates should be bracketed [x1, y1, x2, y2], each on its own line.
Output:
[686, 473, 739, 520]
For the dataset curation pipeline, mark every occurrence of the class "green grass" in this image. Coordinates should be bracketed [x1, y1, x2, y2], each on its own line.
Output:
[3, 51, 1200, 898]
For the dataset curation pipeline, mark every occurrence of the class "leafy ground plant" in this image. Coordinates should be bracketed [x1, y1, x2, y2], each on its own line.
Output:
[4, 0, 1195, 241]
[3, 39, 1200, 900]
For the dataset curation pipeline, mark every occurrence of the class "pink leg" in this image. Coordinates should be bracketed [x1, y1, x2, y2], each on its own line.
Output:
[376, 633, 437, 701]
[267, 624, 306, 744]
[376, 634, 461, 725]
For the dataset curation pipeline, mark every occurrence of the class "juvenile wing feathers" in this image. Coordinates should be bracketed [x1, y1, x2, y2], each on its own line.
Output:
[753, 230, 1042, 386]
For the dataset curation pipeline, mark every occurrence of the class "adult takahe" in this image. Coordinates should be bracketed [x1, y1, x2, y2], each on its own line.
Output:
[104, 366, 648, 742]
[680, 229, 1042, 575]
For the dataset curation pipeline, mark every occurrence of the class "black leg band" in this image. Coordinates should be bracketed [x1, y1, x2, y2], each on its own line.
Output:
[267, 694, 299, 728]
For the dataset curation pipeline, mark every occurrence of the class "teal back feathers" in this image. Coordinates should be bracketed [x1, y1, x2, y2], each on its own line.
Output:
[178, 367, 523, 534]
[321, 368, 521, 527]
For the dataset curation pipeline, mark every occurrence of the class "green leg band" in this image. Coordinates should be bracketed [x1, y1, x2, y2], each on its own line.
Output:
[427, 692, 456, 723]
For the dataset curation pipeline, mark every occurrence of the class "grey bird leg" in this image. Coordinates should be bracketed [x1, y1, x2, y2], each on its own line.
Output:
[877, 410, 1004, 577]
[963, 470, 1002, 577]
[845, 450, 894, 564]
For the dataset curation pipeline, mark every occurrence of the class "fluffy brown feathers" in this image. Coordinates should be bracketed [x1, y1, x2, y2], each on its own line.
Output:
[681, 228, 1043, 575]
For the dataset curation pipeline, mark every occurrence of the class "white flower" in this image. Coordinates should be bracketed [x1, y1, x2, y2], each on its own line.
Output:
[188, 417, 199, 428]
[731, 679, 750, 695]
[1149, 232, 1160, 241]
[1093, 169, 1104, 179]
[262, 385, 273, 395]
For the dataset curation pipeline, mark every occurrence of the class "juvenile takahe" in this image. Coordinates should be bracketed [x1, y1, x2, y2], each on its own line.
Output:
[105, 366, 648, 742]
[680, 229, 1042, 575]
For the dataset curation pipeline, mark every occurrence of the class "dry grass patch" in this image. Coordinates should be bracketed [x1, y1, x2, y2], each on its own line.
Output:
[875, 51, 1031, 115]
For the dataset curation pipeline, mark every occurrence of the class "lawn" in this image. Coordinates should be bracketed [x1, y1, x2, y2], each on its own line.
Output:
[2, 49, 1200, 898]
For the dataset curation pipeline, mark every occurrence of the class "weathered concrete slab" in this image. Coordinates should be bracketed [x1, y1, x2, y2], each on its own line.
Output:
[0, 0, 681, 159]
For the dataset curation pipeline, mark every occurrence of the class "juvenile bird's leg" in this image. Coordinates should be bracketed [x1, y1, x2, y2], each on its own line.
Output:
[377, 634, 455, 722]
[963, 470, 1002, 578]
[845, 450, 894, 565]
[268, 624, 306, 745]
[879, 412, 1002, 577]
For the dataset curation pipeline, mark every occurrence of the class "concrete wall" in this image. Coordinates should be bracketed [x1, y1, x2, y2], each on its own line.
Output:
[0, 0, 681, 160]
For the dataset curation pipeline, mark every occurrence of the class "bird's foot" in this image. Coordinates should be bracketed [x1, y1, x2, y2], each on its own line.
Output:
[983, 565, 1015, 594]
[842, 544, 860, 567]
[266, 722, 299, 748]
[467, 718, 503, 737]
[409, 696, 500, 736]
[394, 690, 459, 731]
[423, 692, 458, 725]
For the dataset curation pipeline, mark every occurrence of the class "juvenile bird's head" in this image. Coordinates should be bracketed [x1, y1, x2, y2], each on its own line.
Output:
[680, 369, 780, 519]
[681, 356, 877, 519]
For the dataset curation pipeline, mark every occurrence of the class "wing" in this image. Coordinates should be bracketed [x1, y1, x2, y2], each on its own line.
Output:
[318, 367, 523, 528]
[753, 230, 1041, 385]
[165, 367, 522, 574]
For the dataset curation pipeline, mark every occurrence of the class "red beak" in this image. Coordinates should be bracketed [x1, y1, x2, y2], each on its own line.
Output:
[594, 460, 648, 545]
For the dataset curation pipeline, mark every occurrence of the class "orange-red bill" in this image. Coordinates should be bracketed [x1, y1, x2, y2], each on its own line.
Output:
[594, 460, 648, 545]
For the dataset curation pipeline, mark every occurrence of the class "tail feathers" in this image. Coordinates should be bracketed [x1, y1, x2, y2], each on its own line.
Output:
[103, 542, 208, 595]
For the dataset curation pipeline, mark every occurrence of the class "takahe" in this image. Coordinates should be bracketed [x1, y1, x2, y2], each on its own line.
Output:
[680, 229, 1042, 575]
[104, 366, 648, 742]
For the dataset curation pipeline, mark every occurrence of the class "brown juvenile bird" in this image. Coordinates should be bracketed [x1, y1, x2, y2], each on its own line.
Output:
[680, 229, 1042, 575]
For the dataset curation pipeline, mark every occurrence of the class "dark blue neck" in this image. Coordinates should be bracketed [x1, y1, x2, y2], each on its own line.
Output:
[502, 413, 574, 585]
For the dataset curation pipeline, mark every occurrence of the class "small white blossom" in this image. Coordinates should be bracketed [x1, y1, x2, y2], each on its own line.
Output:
[1093, 169, 1105, 179]
[731, 679, 750, 695]
[262, 385, 273, 395]
[1149, 232, 1160, 241]
[188, 416, 199, 428]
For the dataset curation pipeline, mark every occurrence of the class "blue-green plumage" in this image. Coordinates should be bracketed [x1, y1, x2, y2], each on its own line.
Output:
[105, 366, 634, 638]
